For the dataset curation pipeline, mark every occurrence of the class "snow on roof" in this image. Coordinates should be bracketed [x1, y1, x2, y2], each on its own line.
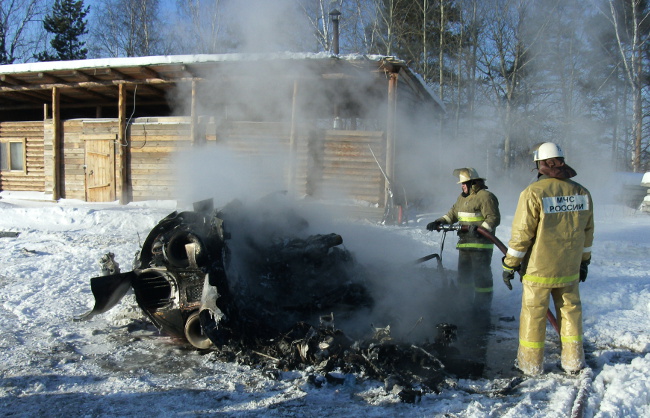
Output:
[0, 53, 402, 74]
[409, 69, 446, 112]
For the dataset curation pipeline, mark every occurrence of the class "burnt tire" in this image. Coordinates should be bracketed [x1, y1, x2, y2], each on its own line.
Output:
[184, 311, 212, 349]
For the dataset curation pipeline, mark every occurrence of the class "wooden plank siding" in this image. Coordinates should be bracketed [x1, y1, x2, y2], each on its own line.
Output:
[214, 122, 386, 206]
[129, 118, 192, 201]
[296, 130, 385, 205]
[211, 121, 292, 194]
[0, 121, 45, 192]
[60, 120, 86, 200]
[57, 120, 120, 200]
[291, 130, 384, 203]
[3, 117, 388, 206]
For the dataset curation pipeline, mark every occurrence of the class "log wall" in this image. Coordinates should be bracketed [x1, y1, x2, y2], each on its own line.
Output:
[0, 121, 45, 192]
[3, 118, 387, 206]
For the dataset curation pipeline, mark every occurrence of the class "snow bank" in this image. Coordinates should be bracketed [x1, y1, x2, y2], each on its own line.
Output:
[0, 195, 648, 416]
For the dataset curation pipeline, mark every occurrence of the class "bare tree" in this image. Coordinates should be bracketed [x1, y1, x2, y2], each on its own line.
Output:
[0, 0, 47, 63]
[345, 0, 382, 53]
[91, 0, 167, 57]
[435, 0, 443, 98]
[172, 0, 237, 53]
[477, 0, 526, 169]
[297, 0, 342, 52]
[448, 0, 483, 138]
[297, 0, 411, 56]
[534, 0, 608, 161]
[598, 0, 650, 172]
[476, 0, 559, 170]
[366, 0, 394, 55]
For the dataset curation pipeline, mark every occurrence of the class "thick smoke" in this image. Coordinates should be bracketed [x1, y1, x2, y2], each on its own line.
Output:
[169, 56, 467, 345]
[167, 0, 632, 349]
[225, 0, 314, 53]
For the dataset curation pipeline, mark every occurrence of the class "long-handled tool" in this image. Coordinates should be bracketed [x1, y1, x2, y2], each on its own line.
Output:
[426, 224, 560, 334]
[368, 145, 408, 225]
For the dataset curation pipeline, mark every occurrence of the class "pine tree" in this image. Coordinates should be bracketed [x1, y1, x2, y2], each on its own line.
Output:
[36, 0, 89, 61]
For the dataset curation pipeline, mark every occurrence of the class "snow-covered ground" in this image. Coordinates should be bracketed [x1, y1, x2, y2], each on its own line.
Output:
[0, 191, 648, 417]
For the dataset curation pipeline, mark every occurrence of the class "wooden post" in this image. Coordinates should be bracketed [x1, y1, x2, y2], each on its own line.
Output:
[117, 83, 128, 204]
[191, 79, 198, 144]
[288, 79, 299, 192]
[385, 71, 399, 205]
[52, 87, 61, 201]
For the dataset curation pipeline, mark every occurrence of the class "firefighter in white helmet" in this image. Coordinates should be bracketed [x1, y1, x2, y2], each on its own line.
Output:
[427, 168, 501, 313]
[502, 142, 594, 376]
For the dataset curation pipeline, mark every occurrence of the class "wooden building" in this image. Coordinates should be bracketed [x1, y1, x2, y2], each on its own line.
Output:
[0, 54, 443, 208]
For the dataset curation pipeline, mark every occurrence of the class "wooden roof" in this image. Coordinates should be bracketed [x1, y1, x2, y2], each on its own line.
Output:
[0, 53, 443, 117]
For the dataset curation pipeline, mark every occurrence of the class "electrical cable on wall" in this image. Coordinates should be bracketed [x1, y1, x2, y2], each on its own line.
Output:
[119, 85, 141, 147]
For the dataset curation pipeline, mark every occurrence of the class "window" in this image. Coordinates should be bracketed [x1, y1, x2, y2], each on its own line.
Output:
[0, 138, 26, 173]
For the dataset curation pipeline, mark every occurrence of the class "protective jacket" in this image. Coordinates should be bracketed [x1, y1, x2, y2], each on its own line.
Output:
[439, 184, 500, 250]
[504, 175, 594, 287]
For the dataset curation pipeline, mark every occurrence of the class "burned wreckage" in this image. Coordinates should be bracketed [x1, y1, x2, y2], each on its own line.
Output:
[80, 196, 481, 399]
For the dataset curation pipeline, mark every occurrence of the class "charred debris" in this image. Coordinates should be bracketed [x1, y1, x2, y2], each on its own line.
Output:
[79, 194, 483, 401]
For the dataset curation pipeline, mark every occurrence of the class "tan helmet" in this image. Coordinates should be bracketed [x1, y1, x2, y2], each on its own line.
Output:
[453, 167, 484, 184]
[533, 142, 564, 161]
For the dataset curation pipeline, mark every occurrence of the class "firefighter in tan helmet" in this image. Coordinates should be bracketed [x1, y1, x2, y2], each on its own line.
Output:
[502, 142, 594, 376]
[427, 168, 500, 313]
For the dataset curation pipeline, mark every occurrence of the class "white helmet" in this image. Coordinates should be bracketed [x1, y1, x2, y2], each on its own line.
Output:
[533, 142, 564, 161]
[453, 167, 484, 184]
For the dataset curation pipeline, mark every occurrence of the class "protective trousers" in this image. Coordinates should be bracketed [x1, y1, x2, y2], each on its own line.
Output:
[457, 249, 494, 312]
[517, 280, 584, 375]
[456, 249, 494, 364]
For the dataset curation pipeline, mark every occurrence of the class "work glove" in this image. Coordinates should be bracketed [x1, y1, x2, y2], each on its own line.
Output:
[426, 220, 442, 231]
[467, 225, 478, 237]
[579, 259, 590, 282]
[502, 270, 515, 291]
[501, 256, 520, 291]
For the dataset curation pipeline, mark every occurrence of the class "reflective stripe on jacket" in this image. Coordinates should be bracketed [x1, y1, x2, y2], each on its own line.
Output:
[441, 186, 500, 250]
[504, 175, 594, 287]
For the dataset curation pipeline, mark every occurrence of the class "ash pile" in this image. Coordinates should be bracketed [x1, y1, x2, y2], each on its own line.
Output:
[80, 194, 483, 400]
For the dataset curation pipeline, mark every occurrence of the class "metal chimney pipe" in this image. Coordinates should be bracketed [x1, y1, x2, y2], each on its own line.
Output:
[329, 9, 341, 55]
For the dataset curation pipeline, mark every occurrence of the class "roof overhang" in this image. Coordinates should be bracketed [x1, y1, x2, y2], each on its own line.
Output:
[0, 53, 444, 114]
